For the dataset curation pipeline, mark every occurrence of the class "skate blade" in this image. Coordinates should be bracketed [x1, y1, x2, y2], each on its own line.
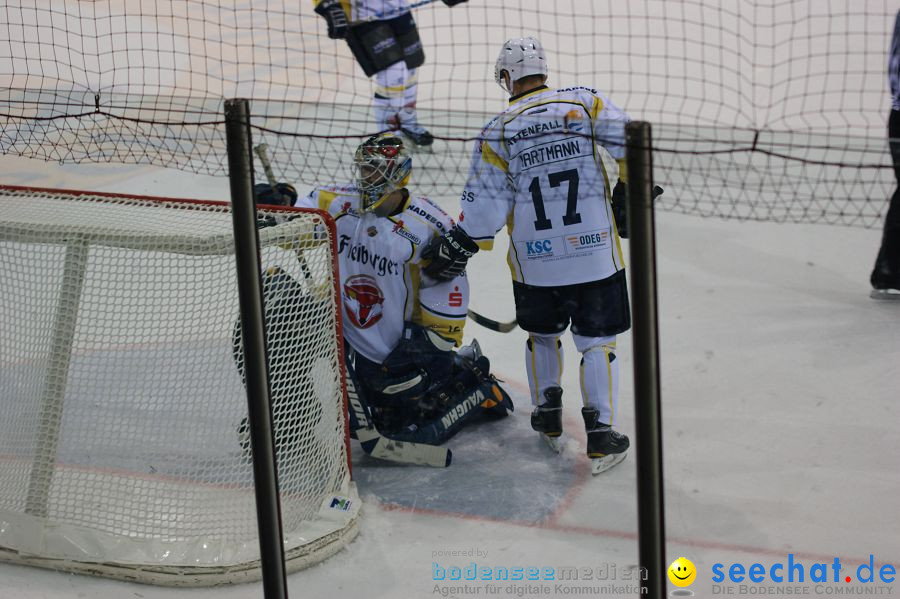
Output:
[870, 288, 900, 300]
[590, 451, 627, 475]
[540, 433, 562, 454]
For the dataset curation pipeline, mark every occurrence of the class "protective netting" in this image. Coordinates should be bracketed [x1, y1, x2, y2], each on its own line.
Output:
[0, 186, 358, 586]
[0, 1, 895, 226]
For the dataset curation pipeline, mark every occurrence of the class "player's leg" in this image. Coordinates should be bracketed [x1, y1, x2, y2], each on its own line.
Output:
[871, 107, 900, 297]
[570, 270, 632, 474]
[386, 12, 432, 148]
[513, 281, 570, 451]
[373, 61, 408, 132]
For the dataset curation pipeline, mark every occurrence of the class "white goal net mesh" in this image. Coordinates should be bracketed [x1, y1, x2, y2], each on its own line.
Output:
[0, 186, 358, 586]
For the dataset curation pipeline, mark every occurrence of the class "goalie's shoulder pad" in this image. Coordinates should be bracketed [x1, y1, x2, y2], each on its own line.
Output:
[304, 182, 363, 215]
[403, 196, 453, 234]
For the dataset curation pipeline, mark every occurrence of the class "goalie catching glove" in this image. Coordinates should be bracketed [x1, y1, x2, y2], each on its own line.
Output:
[421, 226, 479, 281]
[314, 0, 349, 39]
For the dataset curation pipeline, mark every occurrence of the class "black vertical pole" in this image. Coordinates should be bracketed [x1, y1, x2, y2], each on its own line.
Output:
[625, 121, 666, 599]
[224, 98, 289, 599]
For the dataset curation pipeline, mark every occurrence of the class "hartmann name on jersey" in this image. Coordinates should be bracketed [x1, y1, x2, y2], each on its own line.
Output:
[338, 234, 401, 276]
[519, 139, 581, 169]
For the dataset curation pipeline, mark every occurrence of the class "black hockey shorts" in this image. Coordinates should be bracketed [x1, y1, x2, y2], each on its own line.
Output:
[345, 12, 424, 77]
[512, 270, 631, 337]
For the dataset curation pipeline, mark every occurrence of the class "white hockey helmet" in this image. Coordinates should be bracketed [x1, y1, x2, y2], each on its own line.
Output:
[494, 36, 548, 94]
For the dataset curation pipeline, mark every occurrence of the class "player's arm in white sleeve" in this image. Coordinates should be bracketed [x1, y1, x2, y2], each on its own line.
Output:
[589, 91, 631, 179]
[457, 122, 514, 251]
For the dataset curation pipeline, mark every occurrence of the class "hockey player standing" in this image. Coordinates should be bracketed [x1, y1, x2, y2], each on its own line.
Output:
[293, 132, 512, 448]
[870, 9, 900, 299]
[422, 37, 636, 474]
[312, 0, 468, 149]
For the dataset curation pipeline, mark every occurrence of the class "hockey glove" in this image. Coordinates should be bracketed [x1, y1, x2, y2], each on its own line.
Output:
[254, 182, 298, 207]
[421, 226, 479, 281]
[442, 0, 469, 5]
[610, 181, 664, 239]
[314, 0, 349, 39]
[610, 180, 629, 238]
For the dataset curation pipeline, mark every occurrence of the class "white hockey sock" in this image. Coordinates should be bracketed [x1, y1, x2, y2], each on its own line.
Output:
[373, 62, 412, 130]
[373, 62, 406, 129]
[574, 334, 618, 426]
[525, 333, 563, 407]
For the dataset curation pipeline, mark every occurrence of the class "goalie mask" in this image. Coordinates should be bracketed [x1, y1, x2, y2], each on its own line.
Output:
[494, 36, 548, 94]
[353, 133, 412, 213]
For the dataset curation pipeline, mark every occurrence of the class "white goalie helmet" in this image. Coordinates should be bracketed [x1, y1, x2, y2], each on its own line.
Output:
[494, 36, 548, 93]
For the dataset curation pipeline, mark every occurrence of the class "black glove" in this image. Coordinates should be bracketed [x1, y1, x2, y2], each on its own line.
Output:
[254, 182, 298, 207]
[610, 180, 629, 238]
[442, 0, 469, 5]
[421, 226, 479, 281]
[314, 0, 349, 39]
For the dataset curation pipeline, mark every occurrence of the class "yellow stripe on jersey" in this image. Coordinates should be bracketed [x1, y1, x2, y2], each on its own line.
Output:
[418, 310, 465, 346]
[480, 139, 509, 173]
[505, 212, 523, 281]
[475, 238, 495, 251]
[317, 190, 340, 212]
[616, 159, 628, 183]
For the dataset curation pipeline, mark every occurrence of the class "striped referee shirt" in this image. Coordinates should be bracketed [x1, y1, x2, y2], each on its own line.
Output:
[891, 10, 900, 110]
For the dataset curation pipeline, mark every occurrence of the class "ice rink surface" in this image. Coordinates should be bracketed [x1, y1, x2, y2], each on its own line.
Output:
[0, 153, 896, 599]
[2, 1, 899, 596]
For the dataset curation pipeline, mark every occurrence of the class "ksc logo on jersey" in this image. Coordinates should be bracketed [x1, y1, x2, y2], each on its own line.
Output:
[526, 239, 554, 257]
[567, 230, 609, 251]
[343, 274, 385, 329]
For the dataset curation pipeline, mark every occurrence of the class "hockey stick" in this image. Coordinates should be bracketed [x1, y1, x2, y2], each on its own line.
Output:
[467, 309, 518, 333]
[345, 369, 452, 467]
[353, 0, 440, 24]
[254, 143, 278, 188]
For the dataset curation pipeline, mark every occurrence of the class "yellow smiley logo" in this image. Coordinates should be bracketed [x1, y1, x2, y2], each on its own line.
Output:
[668, 557, 697, 587]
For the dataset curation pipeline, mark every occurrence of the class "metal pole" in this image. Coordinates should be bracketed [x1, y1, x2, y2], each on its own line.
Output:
[224, 98, 289, 599]
[625, 121, 667, 599]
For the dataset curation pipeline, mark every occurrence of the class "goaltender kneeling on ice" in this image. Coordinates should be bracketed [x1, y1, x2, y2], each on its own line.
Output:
[246, 133, 513, 467]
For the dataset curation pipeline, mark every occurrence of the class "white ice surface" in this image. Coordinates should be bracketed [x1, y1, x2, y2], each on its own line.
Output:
[0, 154, 897, 598]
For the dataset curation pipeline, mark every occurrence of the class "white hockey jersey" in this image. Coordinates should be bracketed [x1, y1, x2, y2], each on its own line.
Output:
[458, 85, 631, 287]
[315, 0, 410, 23]
[296, 184, 468, 363]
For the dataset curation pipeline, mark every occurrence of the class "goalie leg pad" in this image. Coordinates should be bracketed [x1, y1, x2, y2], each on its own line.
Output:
[387, 379, 507, 445]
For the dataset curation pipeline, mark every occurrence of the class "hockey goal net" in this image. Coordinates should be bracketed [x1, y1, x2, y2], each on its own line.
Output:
[0, 185, 358, 586]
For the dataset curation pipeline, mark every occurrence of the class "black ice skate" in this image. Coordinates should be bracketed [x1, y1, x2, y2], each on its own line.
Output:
[399, 125, 434, 150]
[870, 265, 900, 300]
[582, 407, 629, 474]
[531, 386, 563, 453]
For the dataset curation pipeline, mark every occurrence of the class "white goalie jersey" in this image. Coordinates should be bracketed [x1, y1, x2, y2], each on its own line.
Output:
[296, 184, 468, 363]
[458, 85, 631, 287]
